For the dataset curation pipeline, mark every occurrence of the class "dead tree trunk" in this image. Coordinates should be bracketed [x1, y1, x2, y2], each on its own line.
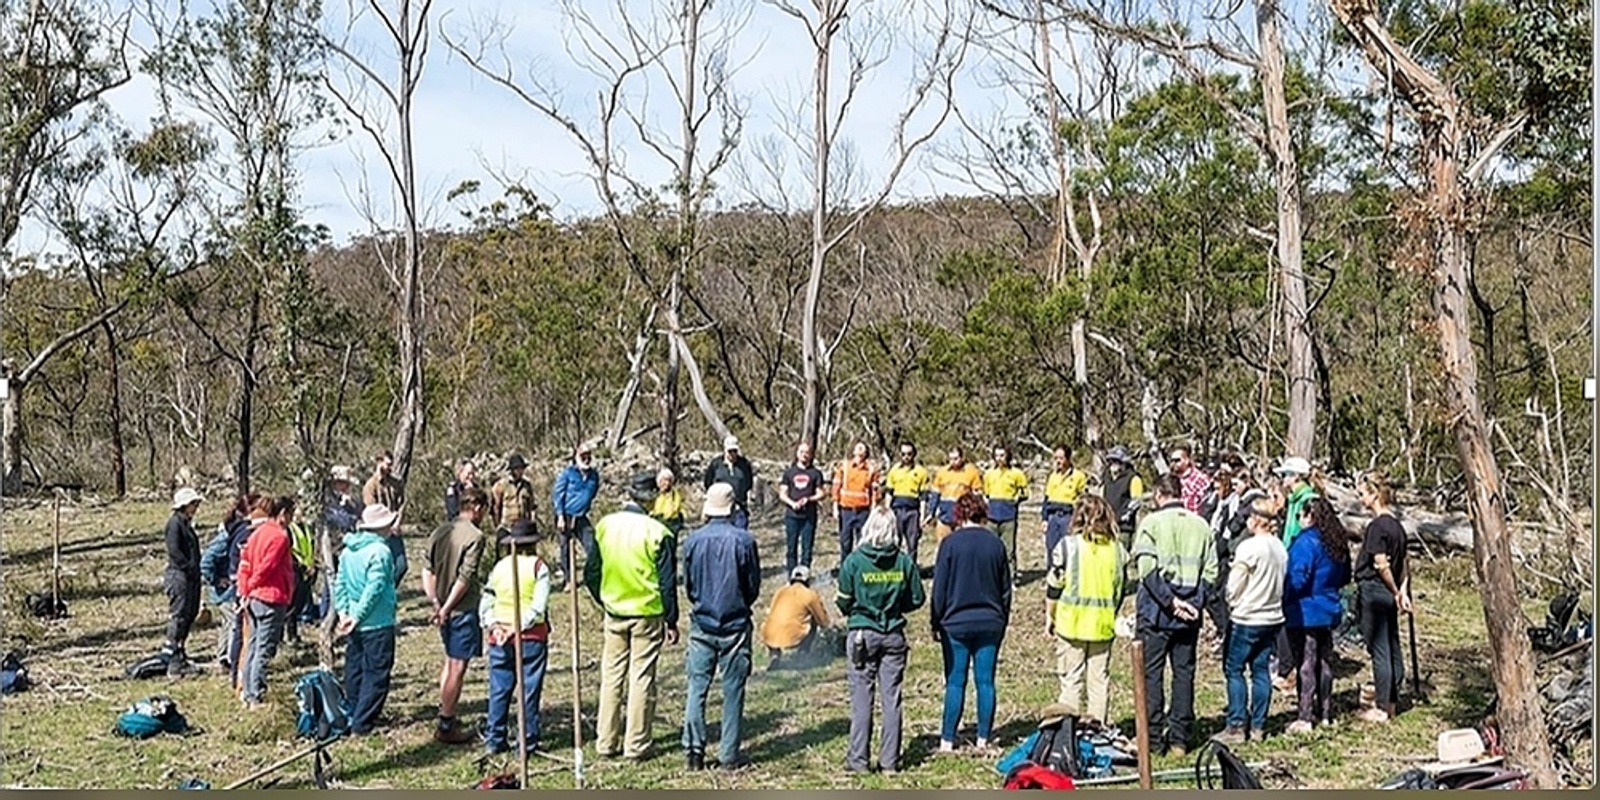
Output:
[1257, 0, 1315, 459]
[101, 318, 127, 498]
[1327, 0, 1557, 786]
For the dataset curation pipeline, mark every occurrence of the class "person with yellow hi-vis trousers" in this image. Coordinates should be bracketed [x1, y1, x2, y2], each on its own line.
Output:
[882, 443, 933, 567]
[981, 446, 1028, 586]
[1045, 495, 1129, 725]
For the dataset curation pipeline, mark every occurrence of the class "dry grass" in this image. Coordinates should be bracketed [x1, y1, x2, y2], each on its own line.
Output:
[0, 498, 1542, 788]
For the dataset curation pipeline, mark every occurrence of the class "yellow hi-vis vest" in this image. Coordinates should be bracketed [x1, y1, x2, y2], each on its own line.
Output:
[1047, 535, 1128, 642]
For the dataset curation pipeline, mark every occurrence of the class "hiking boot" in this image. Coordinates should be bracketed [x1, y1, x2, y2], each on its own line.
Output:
[436, 724, 475, 745]
[1212, 727, 1246, 746]
[686, 751, 705, 771]
[719, 754, 751, 771]
[1286, 720, 1314, 735]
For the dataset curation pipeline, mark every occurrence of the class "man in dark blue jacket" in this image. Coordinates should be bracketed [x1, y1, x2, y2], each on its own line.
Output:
[553, 443, 602, 585]
[679, 483, 762, 772]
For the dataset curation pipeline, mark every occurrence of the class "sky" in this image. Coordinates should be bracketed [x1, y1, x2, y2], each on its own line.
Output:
[17, 0, 1347, 251]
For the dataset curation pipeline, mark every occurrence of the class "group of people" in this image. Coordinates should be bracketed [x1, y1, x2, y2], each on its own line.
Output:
[154, 434, 1413, 776]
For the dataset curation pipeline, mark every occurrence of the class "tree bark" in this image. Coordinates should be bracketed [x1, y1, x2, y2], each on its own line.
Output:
[1327, 0, 1557, 786]
[1256, 0, 1315, 460]
[236, 289, 261, 497]
[388, 0, 429, 488]
[101, 318, 127, 498]
[800, 0, 842, 452]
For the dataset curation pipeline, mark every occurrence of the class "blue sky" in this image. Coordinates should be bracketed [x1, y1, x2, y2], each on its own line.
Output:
[17, 0, 1348, 250]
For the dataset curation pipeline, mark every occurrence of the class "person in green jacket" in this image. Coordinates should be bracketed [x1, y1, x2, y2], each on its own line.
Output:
[1274, 457, 1318, 546]
[335, 505, 400, 735]
[836, 508, 925, 774]
[584, 491, 679, 761]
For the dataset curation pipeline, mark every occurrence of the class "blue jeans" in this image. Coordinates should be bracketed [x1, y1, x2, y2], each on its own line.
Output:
[682, 625, 753, 764]
[386, 535, 407, 587]
[839, 508, 870, 566]
[939, 630, 1002, 742]
[242, 599, 287, 703]
[344, 626, 396, 734]
[1043, 509, 1073, 570]
[892, 507, 922, 566]
[784, 513, 817, 575]
[560, 515, 595, 579]
[485, 638, 548, 752]
[1224, 622, 1279, 731]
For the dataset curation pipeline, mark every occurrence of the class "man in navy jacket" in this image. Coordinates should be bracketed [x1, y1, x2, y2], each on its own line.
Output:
[679, 483, 762, 772]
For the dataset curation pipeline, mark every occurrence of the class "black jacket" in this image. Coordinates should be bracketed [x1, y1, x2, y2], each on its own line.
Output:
[702, 456, 755, 508]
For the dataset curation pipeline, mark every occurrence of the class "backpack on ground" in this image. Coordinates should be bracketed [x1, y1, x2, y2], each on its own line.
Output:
[124, 651, 171, 680]
[295, 668, 350, 740]
[2, 650, 29, 695]
[115, 695, 190, 739]
[1028, 714, 1082, 778]
[25, 591, 68, 619]
[1004, 762, 1076, 790]
[474, 774, 521, 790]
[1193, 738, 1263, 790]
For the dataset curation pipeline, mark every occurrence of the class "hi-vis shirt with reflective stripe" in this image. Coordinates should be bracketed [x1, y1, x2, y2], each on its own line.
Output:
[833, 461, 881, 509]
[1132, 504, 1219, 590]
[1046, 535, 1128, 641]
[884, 465, 929, 503]
[1044, 469, 1089, 506]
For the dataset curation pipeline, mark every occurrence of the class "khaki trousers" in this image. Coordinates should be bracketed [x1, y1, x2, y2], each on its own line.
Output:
[1056, 637, 1113, 723]
[597, 614, 665, 758]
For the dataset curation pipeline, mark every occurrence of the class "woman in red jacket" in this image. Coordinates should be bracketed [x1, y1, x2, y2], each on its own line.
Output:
[236, 495, 298, 707]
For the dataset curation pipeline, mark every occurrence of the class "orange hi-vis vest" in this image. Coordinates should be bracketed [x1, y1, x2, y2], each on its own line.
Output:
[832, 460, 880, 510]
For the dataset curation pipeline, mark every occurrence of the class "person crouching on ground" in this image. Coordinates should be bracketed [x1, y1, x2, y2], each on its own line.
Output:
[1045, 495, 1129, 729]
[477, 519, 552, 755]
[336, 504, 400, 735]
[933, 492, 1012, 754]
[236, 495, 299, 708]
[837, 508, 925, 774]
[761, 566, 833, 670]
[1217, 496, 1288, 744]
[681, 482, 762, 772]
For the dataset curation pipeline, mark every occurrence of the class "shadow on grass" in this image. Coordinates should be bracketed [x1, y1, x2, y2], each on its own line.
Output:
[335, 736, 478, 782]
[744, 710, 846, 764]
[6, 534, 159, 565]
[1431, 644, 1496, 728]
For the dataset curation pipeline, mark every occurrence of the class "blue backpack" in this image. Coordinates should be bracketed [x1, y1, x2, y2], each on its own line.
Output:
[115, 695, 189, 739]
[295, 669, 349, 740]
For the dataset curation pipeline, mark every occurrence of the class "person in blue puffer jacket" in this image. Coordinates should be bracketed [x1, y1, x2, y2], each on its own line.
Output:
[1282, 497, 1351, 734]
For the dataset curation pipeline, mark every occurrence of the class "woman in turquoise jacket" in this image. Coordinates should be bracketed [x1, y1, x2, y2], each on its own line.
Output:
[335, 505, 400, 735]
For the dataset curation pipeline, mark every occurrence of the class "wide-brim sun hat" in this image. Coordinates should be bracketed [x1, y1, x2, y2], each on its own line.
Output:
[500, 518, 540, 547]
[171, 487, 204, 510]
[357, 504, 398, 531]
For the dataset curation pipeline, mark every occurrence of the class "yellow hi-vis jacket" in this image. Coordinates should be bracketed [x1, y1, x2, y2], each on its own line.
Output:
[1046, 534, 1128, 642]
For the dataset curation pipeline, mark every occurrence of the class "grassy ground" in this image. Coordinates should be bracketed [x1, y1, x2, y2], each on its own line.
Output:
[0, 497, 1535, 789]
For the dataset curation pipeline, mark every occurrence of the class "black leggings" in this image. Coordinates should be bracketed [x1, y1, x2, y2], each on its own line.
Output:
[1289, 627, 1335, 723]
[1358, 580, 1404, 708]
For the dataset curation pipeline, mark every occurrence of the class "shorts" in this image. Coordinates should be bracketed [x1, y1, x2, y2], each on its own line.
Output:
[441, 611, 483, 661]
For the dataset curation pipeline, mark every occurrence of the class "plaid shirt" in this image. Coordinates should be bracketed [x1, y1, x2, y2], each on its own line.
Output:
[1179, 467, 1212, 515]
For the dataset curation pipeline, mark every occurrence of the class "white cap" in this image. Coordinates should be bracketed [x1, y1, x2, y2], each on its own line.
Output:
[171, 487, 204, 510]
[1274, 456, 1313, 477]
[723, 434, 740, 452]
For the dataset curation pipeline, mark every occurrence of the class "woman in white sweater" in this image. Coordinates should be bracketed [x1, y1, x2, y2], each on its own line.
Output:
[1216, 497, 1289, 744]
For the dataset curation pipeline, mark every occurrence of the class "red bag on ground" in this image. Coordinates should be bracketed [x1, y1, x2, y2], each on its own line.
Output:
[1004, 762, 1077, 790]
